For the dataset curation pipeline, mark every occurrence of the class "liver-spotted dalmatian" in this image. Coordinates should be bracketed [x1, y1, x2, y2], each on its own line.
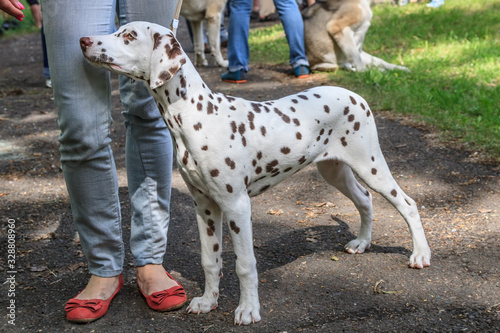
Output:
[80, 22, 431, 325]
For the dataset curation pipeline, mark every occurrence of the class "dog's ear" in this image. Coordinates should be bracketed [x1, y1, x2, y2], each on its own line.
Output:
[149, 31, 187, 90]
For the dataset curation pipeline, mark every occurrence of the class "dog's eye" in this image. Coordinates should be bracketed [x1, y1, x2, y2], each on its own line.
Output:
[123, 32, 136, 41]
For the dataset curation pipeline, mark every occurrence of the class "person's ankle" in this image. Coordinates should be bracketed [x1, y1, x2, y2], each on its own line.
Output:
[75, 275, 120, 300]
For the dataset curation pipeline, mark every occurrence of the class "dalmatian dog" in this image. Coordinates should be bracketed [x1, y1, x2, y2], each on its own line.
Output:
[181, 0, 228, 67]
[80, 22, 430, 325]
[302, 0, 409, 72]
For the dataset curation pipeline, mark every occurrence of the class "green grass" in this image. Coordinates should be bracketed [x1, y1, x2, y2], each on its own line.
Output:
[249, 0, 500, 161]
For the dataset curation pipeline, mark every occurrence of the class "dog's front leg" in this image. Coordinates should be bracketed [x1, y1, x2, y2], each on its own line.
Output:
[186, 192, 223, 314]
[224, 194, 261, 325]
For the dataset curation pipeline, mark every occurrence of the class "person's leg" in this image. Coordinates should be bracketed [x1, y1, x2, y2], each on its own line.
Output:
[273, 0, 309, 69]
[43, 0, 122, 300]
[227, 0, 252, 72]
[119, 0, 181, 296]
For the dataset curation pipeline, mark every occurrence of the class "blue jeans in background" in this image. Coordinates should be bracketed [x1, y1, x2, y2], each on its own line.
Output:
[227, 0, 309, 72]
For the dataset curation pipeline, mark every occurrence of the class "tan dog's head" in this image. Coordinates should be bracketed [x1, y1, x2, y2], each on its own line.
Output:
[80, 21, 186, 89]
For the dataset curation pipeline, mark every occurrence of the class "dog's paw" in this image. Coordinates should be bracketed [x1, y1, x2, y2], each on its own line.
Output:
[345, 238, 371, 254]
[217, 59, 229, 68]
[187, 296, 218, 314]
[409, 247, 431, 269]
[234, 302, 261, 325]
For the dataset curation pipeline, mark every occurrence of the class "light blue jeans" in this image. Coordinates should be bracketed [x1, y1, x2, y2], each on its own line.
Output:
[42, 0, 178, 277]
[227, 0, 309, 72]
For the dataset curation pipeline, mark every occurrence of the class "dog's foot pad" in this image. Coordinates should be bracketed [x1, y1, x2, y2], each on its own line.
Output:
[345, 238, 371, 254]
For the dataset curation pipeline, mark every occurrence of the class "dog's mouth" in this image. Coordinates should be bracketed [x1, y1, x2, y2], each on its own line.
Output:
[84, 54, 122, 71]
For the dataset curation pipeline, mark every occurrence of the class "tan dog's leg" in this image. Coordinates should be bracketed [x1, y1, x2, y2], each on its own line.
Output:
[191, 20, 208, 66]
[205, 10, 228, 67]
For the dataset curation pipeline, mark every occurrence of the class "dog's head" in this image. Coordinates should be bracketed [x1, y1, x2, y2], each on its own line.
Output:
[80, 21, 186, 89]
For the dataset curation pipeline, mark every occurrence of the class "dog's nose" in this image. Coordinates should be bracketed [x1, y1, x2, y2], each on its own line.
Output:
[79, 37, 93, 51]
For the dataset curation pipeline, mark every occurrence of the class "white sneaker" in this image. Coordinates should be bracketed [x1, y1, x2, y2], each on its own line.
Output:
[45, 79, 52, 88]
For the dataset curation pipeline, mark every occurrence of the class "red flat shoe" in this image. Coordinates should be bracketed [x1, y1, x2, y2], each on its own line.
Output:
[65, 274, 124, 323]
[139, 271, 187, 312]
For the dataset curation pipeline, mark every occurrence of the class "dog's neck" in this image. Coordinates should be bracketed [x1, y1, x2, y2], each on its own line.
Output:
[151, 56, 212, 114]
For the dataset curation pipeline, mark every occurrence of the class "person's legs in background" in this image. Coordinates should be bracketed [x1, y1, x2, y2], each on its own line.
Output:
[222, 0, 252, 83]
[273, 0, 310, 77]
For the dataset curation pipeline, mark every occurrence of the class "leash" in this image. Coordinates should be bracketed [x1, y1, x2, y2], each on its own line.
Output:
[170, 0, 183, 35]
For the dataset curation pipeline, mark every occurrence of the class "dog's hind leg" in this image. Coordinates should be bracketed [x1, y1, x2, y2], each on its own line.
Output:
[186, 189, 224, 314]
[316, 160, 373, 254]
[341, 149, 431, 268]
[205, 12, 228, 67]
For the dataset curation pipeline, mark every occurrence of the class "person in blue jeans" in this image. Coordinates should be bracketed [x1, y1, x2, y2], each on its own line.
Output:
[0, 0, 187, 323]
[222, 0, 310, 83]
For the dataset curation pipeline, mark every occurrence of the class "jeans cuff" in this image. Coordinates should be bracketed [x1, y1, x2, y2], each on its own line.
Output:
[291, 59, 310, 69]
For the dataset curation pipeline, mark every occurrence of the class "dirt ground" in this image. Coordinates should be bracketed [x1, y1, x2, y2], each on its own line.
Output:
[1, 17, 499, 333]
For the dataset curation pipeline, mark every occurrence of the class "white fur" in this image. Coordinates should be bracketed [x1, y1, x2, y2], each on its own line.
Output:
[81, 22, 430, 326]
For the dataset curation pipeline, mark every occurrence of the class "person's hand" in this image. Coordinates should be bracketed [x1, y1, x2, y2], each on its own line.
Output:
[0, 0, 25, 21]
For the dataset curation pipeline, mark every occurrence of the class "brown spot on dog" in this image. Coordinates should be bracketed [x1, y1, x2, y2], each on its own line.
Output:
[182, 150, 189, 165]
[226, 184, 233, 193]
[193, 122, 202, 131]
[197, 102, 202, 111]
[260, 126, 266, 136]
[225, 157, 236, 169]
[213, 243, 219, 252]
[344, 106, 350, 115]
[296, 132, 302, 140]
[290, 106, 296, 112]
[361, 103, 366, 110]
[244, 176, 249, 187]
[293, 118, 300, 126]
[251, 103, 262, 113]
[341, 137, 347, 146]
[316, 135, 321, 141]
[367, 110, 371, 117]
[230, 105, 236, 111]
[207, 101, 214, 114]
[202, 145, 208, 151]
[324, 105, 330, 113]
[348, 114, 355, 122]
[238, 123, 246, 135]
[281, 147, 291, 154]
[205, 210, 211, 216]
[229, 221, 240, 234]
[252, 159, 257, 167]
[354, 122, 360, 131]
[299, 156, 306, 164]
[231, 121, 237, 133]
[255, 166, 262, 174]
[349, 96, 357, 105]
[153, 33, 162, 49]
[371, 168, 377, 175]
[324, 138, 329, 145]
[157, 71, 172, 82]
[291, 99, 298, 104]
[260, 185, 270, 192]
[210, 169, 219, 177]
[266, 160, 279, 173]
[298, 94, 308, 100]
[257, 151, 263, 160]
[405, 199, 411, 206]
[242, 137, 247, 147]
[371, 156, 375, 162]
[314, 93, 321, 98]
[391, 189, 398, 197]
[284, 167, 293, 172]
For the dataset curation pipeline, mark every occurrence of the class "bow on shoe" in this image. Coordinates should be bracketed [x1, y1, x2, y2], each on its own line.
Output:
[65, 299, 103, 313]
[149, 286, 186, 305]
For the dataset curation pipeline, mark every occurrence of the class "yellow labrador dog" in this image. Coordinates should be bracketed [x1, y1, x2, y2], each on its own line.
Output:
[302, 0, 408, 72]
